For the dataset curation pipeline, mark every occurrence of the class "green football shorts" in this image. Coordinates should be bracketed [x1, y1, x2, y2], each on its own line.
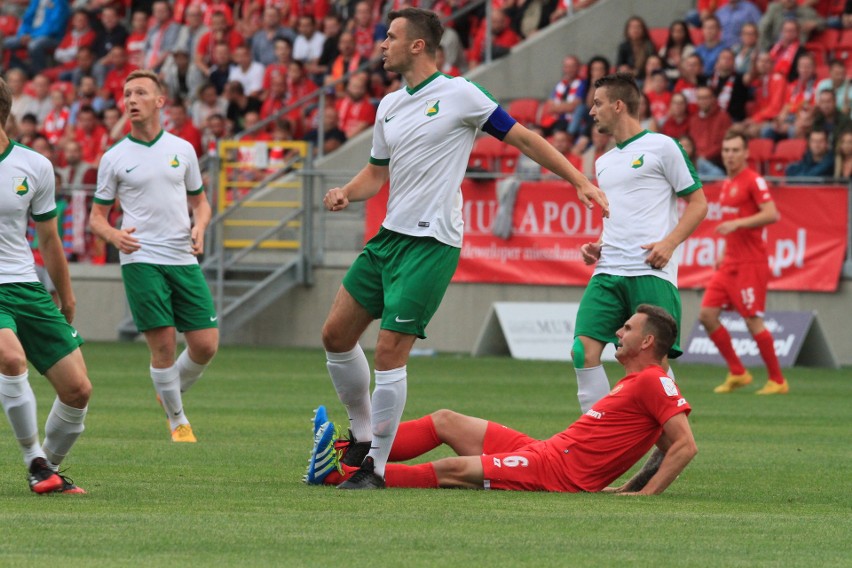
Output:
[343, 227, 460, 339]
[0, 282, 84, 374]
[121, 263, 217, 333]
[575, 273, 683, 358]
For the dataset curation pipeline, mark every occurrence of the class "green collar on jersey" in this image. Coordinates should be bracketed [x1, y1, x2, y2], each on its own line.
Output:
[616, 129, 650, 150]
[127, 129, 165, 147]
[406, 71, 442, 95]
[0, 139, 17, 163]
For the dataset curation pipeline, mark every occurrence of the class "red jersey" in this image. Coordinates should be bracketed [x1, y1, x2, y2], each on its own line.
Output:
[719, 168, 773, 265]
[553, 365, 691, 492]
[335, 96, 376, 138]
[74, 125, 109, 164]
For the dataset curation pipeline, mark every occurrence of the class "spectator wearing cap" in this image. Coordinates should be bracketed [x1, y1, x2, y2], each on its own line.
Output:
[144, 1, 182, 72]
[251, 6, 296, 66]
[1, 0, 71, 74]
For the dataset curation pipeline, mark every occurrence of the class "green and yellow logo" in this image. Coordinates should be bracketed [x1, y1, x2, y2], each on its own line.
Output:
[13, 176, 28, 196]
[631, 154, 645, 169]
[425, 100, 440, 117]
[170, 155, 180, 168]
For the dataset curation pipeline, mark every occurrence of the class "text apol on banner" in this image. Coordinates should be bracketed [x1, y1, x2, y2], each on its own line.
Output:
[364, 179, 849, 291]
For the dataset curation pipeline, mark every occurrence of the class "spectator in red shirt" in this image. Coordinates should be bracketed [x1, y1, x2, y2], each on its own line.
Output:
[645, 70, 672, 126]
[42, 88, 71, 146]
[195, 11, 245, 76]
[125, 11, 149, 69]
[168, 102, 203, 156]
[688, 85, 731, 176]
[348, 0, 385, 62]
[763, 52, 818, 140]
[742, 52, 786, 139]
[260, 73, 288, 121]
[284, 60, 318, 136]
[660, 92, 692, 140]
[46, 9, 97, 82]
[102, 45, 138, 106]
[335, 71, 376, 139]
[469, 8, 521, 69]
[673, 53, 706, 115]
[72, 106, 109, 165]
[101, 106, 124, 148]
[767, 19, 806, 82]
[262, 37, 294, 93]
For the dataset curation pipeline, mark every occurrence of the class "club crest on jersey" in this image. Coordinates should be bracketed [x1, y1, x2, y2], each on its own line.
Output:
[13, 176, 29, 196]
[170, 155, 180, 168]
[631, 154, 645, 169]
[425, 100, 440, 117]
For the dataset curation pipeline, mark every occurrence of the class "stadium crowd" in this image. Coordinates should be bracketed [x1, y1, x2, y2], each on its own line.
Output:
[1, 0, 851, 264]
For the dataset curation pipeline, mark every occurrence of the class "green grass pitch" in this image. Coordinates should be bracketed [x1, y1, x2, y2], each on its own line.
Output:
[0, 342, 850, 567]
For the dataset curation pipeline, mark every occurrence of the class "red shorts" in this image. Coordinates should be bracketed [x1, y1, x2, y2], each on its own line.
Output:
[701, 262, 769, 317]
[480, 422, 582, 492]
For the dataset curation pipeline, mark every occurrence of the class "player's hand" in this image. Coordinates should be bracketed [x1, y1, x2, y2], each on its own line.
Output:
[112, 227, 141, 254]
[576, 181, 610, 218]
[190, 226, 205, 255]
[580, 242, 602, 265]
[600, 485, 624, 494]
[714, 221, 739, 235]
[59, 297, 76, 324]
[641, 239, 676, 270]
[324, 187, 349, 211]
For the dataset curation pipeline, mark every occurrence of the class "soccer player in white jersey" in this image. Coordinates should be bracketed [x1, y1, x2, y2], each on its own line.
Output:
[573, 72, 708, 415]
[318, 7, 609, 490]
[0, 78, 91, 494]
[89, 70, 218, 443]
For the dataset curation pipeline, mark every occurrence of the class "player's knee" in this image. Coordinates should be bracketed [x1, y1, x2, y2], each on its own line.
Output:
[321, 321, 349, 353]
[0, 351, 28, 376]
[60, 377, 92, 408]
[191, 340, 218, 364]
[430, 409, 458, 434]
[571, 337, 585, 369]
[697, 309, 715, 328]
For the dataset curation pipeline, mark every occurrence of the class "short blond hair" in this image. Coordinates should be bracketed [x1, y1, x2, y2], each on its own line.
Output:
[124, 69, 164, 93]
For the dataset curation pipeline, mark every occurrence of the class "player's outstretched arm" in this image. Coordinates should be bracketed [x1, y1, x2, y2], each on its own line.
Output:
[603, 447, 665, 494]
[621, 413, 697, 495]
[642, 188, 708, 269]
[35, 218, 75, 323]
[324, 163, 389, 212]
[502, 123, 609, 218]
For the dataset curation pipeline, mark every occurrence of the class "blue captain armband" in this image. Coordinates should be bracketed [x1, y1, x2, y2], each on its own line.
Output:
[482, 107, 517, 140]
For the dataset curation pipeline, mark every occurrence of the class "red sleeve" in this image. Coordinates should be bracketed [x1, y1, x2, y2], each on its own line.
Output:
[634, 369, 691, 427]
[748, 171, 773, 205]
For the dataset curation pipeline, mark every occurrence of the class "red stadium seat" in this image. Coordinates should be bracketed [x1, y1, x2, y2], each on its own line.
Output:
[689, 27, 704, 46]
[766, 139, 807, 176]
[649, 27, 669, 51]
[468, 135, 506, 173]
[507, 98, 541, 127]
[747, 138, 774, 174]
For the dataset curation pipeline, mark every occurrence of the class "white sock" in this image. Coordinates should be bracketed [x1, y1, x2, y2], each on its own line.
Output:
[176, 349, 207, 393]
[326, 345, 372, 443]
[151, 365, 189, 430]
[367, 366, 407, 477]
[0, 372, 44, 466]
[576, 365, 610, 414]
[43, 397, 87, 468]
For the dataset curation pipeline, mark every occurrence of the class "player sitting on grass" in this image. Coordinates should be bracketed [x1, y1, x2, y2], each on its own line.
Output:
[305, 305, 697, 494]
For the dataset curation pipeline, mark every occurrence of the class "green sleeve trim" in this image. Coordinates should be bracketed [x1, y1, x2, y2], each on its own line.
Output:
[467, 78, 498, 103]
[369, 157, 390, 166]
[32, 208, 58, 222]
[93, 197, 115, 205]
[187, 185, 205, 195]
[676, 181, 703, 197]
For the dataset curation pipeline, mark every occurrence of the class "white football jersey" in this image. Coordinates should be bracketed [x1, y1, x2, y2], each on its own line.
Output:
[96, 130, 204, 265]
[593, 130, 701, 286]
[0, 142, 56, 284]
[371, 72, 499, 247]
